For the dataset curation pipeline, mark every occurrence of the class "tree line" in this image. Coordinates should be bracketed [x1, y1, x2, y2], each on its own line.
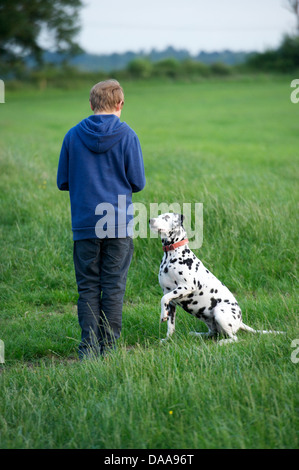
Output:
[0, 0, 298, 87]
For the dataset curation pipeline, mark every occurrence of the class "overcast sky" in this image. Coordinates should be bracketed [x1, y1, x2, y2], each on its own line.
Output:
[77, 0, 297, 55]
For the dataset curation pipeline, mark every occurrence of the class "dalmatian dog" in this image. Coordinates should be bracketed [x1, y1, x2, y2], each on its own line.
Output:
[149, 213, 283, 345]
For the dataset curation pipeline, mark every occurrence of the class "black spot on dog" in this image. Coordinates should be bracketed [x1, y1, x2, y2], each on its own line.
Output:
[179, 271, 183, 275]
[180, 300, 191, 312]
[195, 307, 206, 318]
[178, 258, 193, 270]
[199, 291, 203, 296]
[187, 293, 194, 298]
[170, 258, 178, 264]
[210, 289, 214, 293]
[208, 297, 217, 310]
[192, 301, 198, 305]
[164, 267, 168, 273]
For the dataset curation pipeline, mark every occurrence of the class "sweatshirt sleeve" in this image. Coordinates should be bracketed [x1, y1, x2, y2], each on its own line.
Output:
[57, 136, 69, 191]
[125, 134, 146, 193]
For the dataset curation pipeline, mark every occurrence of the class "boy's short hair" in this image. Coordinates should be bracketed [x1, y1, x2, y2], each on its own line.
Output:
[90, 79, 124, 113]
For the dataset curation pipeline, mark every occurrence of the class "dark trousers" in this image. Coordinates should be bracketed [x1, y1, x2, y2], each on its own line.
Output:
[73, 237, 134, 359]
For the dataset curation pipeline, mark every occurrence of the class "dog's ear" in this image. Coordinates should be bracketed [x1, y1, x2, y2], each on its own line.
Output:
[175, 213, 185, 225]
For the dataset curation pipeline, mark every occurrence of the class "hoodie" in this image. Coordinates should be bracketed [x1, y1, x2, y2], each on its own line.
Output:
[57, 114, 146, 240]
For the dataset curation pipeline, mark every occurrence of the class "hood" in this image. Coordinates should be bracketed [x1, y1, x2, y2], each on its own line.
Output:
[76, 114, 129, 153]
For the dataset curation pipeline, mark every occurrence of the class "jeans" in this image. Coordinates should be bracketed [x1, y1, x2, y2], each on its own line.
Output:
[73, 237, 134, 359]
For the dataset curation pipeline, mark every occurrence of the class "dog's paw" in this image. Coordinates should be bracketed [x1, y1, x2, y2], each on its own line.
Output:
[160, 310, 168, 322]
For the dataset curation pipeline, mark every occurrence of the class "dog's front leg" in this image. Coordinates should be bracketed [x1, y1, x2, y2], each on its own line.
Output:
[161, 288, 195, 322]
[166, 302, 176, 338]
[160, 292, 178, 322]
[160, 302, 176, 343]
[160, 295, 170, 322]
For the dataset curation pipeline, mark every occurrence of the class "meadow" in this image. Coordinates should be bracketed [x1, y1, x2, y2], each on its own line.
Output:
[0, 75, 298, 449]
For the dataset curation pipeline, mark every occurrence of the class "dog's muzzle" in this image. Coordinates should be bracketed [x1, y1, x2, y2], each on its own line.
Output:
[149, 218, 158, 230]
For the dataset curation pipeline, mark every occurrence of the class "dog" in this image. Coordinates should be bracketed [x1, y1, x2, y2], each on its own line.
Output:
[149, 212, 283, 344]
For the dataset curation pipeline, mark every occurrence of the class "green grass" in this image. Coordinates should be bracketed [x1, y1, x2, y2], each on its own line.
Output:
[0, 76, 298, 449]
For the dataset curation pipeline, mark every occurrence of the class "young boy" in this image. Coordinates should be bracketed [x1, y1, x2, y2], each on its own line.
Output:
[57, 79, 146, 359]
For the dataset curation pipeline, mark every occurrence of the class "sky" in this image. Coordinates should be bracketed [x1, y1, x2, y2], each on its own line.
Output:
[77, 0, 297, 55]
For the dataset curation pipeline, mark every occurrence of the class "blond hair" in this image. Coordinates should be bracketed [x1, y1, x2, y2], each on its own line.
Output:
[89, 79, 124, 113]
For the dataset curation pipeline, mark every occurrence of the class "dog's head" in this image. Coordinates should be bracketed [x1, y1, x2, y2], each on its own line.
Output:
[149, 213, 186, 245]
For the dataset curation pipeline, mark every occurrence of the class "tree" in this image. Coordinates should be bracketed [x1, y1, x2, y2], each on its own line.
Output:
[284, 0, 299, 34]
[0, 0, 83, 65]
[245, 34, 299, 72]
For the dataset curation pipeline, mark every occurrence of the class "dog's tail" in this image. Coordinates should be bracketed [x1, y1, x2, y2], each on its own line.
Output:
[240, 322, 285, 335]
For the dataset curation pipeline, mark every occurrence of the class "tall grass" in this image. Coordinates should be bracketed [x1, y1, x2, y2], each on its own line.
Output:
[0, 77, 298, 448]
[0, 332, 296, 449]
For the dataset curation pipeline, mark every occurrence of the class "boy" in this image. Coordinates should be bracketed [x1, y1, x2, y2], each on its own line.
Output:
[57, 79, 146, 359]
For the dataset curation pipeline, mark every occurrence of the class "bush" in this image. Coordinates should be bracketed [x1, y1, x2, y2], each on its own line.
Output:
[181, 59, 211, 77]
[210, 62, 232, 75]
[152, 58, 181, 78]
[126, 58, 153, 79]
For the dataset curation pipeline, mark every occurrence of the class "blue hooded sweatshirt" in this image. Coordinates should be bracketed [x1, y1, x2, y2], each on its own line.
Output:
[57, 114, 146, 240]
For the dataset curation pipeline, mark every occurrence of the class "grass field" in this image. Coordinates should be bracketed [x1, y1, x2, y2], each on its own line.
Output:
[0, 76, 298, 449]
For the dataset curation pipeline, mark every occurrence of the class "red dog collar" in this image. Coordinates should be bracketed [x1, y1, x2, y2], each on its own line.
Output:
[162, 239, 189, 252]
